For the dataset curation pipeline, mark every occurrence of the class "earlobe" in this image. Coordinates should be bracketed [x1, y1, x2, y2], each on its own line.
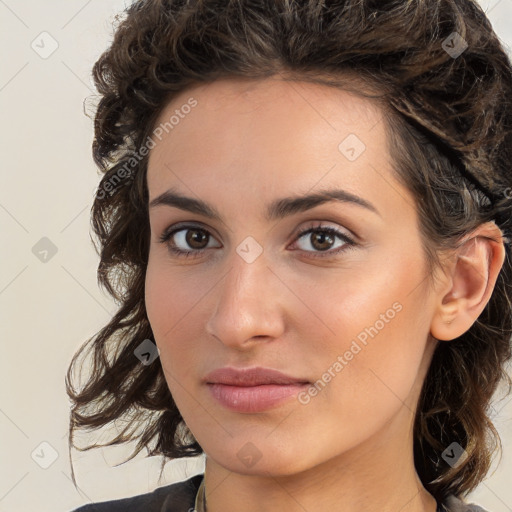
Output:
[430, 222, 506, 342]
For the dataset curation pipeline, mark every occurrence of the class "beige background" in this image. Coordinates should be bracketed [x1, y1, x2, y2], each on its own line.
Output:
[1, 1, 511, 511]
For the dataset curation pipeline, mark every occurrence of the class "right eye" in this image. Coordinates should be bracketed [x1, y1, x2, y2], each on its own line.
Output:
[159, 224, 222, 258]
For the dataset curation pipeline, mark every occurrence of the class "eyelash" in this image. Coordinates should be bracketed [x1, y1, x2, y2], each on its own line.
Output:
[158, 222, 357, 259]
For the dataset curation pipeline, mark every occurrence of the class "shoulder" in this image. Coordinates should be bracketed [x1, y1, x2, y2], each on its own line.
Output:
[443, 495, 491, 512]
[70, 473, 204, 512]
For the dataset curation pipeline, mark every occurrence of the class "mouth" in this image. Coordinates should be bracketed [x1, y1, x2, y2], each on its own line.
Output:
[204, 367, 311, 413]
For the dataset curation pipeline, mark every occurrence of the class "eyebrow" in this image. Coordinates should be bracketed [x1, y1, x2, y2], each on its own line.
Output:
[148, 187, 380, 221]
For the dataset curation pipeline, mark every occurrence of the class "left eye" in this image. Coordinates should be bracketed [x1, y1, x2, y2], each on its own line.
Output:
[291, 225, 355, 256]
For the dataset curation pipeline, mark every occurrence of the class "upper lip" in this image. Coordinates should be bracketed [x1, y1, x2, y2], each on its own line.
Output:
[204, 367, 309, 386]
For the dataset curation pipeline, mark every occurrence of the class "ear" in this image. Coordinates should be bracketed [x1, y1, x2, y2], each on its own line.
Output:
[430, 221, 507, 341]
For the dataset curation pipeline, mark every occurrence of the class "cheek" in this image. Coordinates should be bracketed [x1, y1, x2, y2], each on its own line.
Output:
[145, 266, 204, 418]
[144, 262, 203, 371]
[145, 258, 202, 334]
[307, 250, 428, 351]
[310, 252, 432, 408]
[297, 300, 431, 457]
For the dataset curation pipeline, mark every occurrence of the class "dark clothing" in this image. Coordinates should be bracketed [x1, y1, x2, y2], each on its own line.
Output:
[71, 474, 203, 512]
[71, 474, 490, 512]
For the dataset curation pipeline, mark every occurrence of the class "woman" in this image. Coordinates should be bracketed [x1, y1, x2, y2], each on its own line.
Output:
[67, 0, 512, 511]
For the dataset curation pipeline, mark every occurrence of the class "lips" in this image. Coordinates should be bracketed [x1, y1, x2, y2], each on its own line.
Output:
[204, 367, 310, 413]
[204, 367, 309, 386]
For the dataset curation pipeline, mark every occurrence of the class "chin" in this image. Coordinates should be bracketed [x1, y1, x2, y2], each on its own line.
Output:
[200, 434, 320, 477]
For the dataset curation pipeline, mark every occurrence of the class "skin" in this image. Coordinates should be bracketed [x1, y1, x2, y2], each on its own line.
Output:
[144, 76, 505, 512]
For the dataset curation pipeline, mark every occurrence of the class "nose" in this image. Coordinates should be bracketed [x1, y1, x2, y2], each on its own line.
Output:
[205, 247, 286, 350]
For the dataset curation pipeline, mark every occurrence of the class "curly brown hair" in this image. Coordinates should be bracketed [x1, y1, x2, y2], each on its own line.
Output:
[66, 0, 512, 504]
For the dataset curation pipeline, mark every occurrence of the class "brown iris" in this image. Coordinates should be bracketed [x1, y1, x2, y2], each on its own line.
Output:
[186, 229, 209, 249]
[309, 231, 334, 251]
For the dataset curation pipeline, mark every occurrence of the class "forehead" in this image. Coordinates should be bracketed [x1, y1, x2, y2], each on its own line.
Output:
[166, 75, 380, 113]
[148, 77, 387, 168]
[151, 76, 383, 143]
[145, 76, 409, 225]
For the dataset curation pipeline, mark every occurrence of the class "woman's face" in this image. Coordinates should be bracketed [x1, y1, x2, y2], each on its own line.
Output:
[145, 77, 440, 475]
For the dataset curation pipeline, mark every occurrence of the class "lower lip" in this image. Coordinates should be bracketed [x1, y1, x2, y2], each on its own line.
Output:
[207, 383, 309, 413]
